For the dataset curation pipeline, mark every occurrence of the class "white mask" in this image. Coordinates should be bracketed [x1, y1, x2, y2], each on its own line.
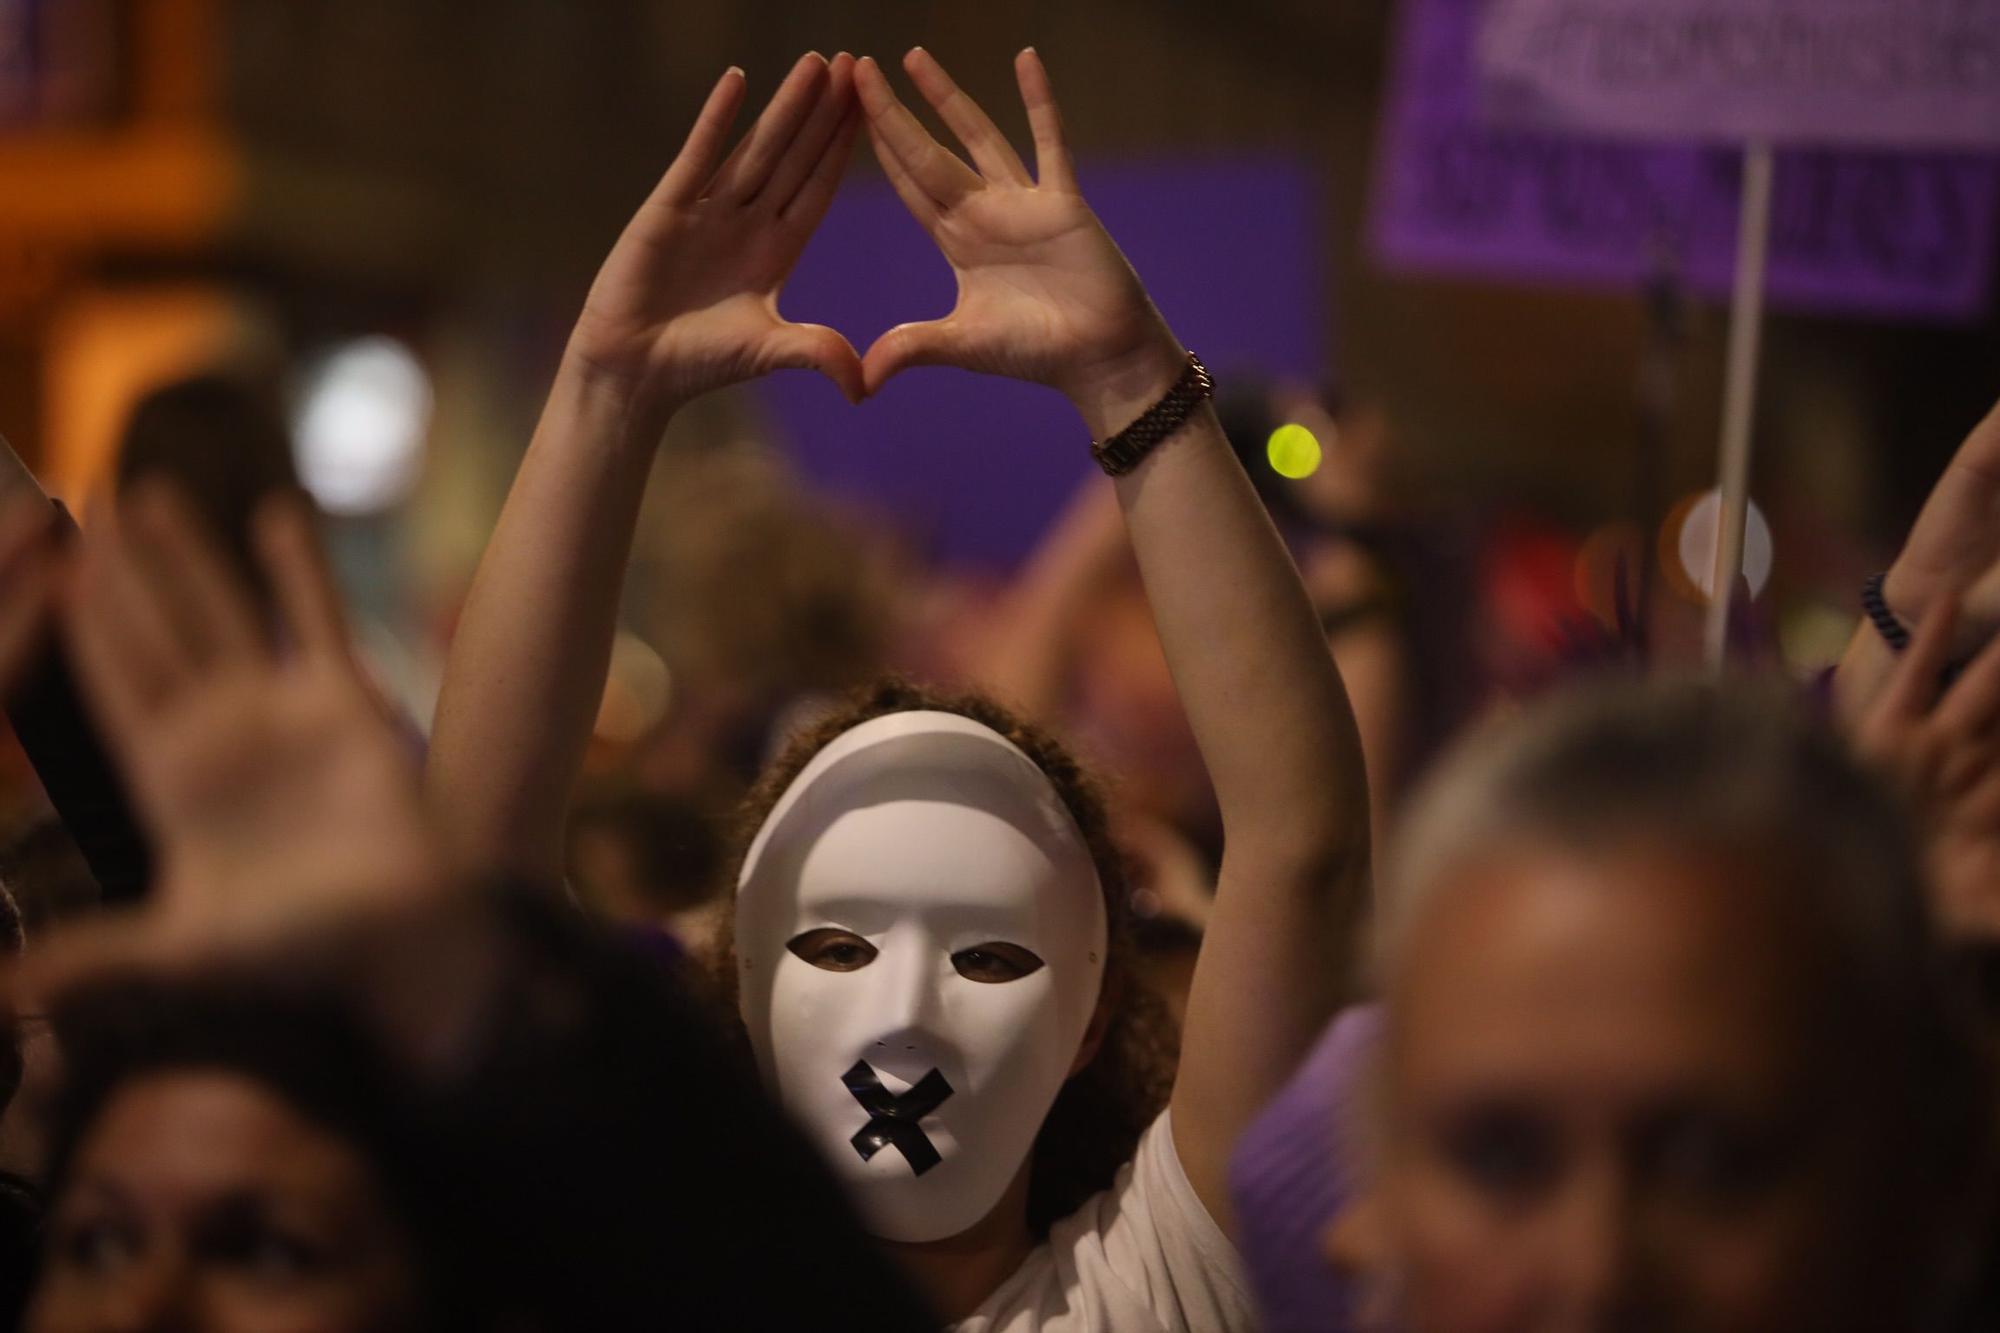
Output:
[736, 711, 1108, 1243]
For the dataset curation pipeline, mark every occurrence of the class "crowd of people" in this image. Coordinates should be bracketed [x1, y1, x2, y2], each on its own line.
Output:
[0, 47, 1992, 1332]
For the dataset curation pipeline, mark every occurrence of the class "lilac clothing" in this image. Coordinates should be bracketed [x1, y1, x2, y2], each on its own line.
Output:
[1226, 1005, 1385, 1333]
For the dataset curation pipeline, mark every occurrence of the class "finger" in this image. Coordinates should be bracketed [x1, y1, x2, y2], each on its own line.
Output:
[124, 482, 264, 667]
[763, 324, 865, 406]
[252, 494, 351, 661]
[760, 52, 856, 214]
[781, 99, 863, 225]
[14, 910, 233, 1005]
[650, 67, 749, 209]
[710, 53, 830, 204]
[1938, 624, 2000, 735]
[1881, 592, 1962, 720]
[861, 319, 967, 397]
[903, 48, 1032, 186]
[1014, 47, 1077, 192]
[865, 117, 940, 226]
[62, 514, 180, 744]
[854, 55, 980, 207]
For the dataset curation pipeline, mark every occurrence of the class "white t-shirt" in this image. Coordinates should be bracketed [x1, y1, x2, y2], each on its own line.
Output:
[950, 1111, 1259, 1333]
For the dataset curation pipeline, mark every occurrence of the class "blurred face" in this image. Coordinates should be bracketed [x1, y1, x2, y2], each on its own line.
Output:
[30, 1071, 422, 1333]
[1379, 843, 1872, 1333]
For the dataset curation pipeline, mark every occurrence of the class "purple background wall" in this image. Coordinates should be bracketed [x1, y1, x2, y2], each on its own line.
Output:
[756, 156, 1327, 570]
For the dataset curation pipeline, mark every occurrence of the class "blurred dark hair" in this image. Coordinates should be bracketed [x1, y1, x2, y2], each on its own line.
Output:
[44, 892, 938, 1331]
[712, 677, 1179, 1236]
[114, 373, 303, 607]
[567, 787, 723, 915]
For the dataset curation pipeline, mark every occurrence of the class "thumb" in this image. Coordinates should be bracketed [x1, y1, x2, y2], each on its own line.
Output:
[762, 323, 865, 405]
[861, 318, 967, 397]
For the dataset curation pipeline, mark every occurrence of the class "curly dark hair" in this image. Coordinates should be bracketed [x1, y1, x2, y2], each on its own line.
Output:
[708, 677, 1180, 1235]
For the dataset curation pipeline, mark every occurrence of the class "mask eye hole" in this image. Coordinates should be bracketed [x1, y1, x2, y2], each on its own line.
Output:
[950, 942, 1045, 984]
[787, 928, 879, 973]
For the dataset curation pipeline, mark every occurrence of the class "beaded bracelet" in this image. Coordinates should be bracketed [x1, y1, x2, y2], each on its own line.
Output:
[1861, 572, 1911, 653]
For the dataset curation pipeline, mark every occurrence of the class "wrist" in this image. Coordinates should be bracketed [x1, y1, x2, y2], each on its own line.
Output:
[1059, 330, 1188, 442]
[553, 348, 683, 454]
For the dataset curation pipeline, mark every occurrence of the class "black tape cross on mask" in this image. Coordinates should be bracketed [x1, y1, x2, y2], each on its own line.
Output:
[843, 1061, 953, 1177]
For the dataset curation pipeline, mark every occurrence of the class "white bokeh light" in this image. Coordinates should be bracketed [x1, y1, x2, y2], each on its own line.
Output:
[1677, 489, 1774, 601]
[293, 336, 432, 516]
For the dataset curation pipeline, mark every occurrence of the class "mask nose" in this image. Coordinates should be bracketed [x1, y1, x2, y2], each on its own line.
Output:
[862, 932, 942, 1064]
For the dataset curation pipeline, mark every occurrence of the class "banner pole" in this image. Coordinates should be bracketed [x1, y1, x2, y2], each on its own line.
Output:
[1704, 140, 1776, 672]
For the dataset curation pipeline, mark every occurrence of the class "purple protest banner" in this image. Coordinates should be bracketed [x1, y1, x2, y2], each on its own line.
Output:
[1478, 0, 2000, 150]
[1373, 0, 2000, 321]
[756, 158, 1326, 569]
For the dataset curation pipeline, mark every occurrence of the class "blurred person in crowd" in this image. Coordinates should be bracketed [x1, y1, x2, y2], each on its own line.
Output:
[967, 478, 1224, 864]
[30, 898, 943, 1333]
[1229, 391, 2000, 1332]
[428, 48, 1370, 1331]
[565, 784, 727, 951]
[622, 435, 902, 802]
[0, 479, 937, 1331]
[1335, 678, 1992, 1332]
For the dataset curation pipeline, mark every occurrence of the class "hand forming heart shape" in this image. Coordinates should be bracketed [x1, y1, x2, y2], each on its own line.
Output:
[563, 47, 1190, 446]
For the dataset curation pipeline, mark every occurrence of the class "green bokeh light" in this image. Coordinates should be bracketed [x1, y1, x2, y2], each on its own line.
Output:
[1265, 423, 1322, 480]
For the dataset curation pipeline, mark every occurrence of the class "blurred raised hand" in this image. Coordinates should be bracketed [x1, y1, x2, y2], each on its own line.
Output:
[855, 49, 1185, 437]
[1853, 587, 2000, 942]
[55, 486, 446, 969]
[566, 51, 864, 426]
[1880, 398, 2000, 655]
[1835, 398, 2000, 728]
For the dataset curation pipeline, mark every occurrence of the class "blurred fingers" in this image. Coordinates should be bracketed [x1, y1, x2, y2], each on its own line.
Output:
[1938, 624, 2000, 737]
[124, 482, 264, 668]
[252, 494, 351, 662]
[63, 507, 183, 744]
[1880, 591, 1961, 721]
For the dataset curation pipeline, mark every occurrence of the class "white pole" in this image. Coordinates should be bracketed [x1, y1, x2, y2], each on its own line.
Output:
[1704, 141, 1776, 671]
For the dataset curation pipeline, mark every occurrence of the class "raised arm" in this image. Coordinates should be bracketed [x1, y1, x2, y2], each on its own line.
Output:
[426, 54, 862, 881]
[856, 49, 1369, 1230]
